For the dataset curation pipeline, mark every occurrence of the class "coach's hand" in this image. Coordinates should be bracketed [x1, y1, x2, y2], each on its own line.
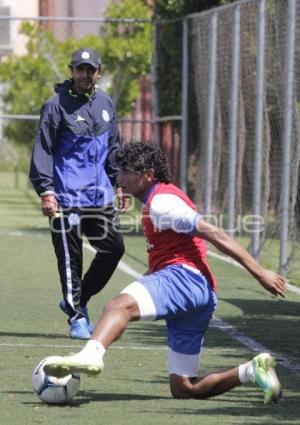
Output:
[41, 194, 59, 217]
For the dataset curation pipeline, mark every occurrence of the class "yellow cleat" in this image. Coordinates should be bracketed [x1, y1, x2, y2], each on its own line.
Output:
[252, 353, 282, 404]
[43, 353, 104, 378]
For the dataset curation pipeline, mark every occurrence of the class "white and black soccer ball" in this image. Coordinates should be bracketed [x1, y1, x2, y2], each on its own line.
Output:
[32, 356, 80, 404]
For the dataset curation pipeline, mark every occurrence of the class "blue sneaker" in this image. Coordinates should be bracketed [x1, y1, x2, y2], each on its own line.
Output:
[69, 317, 91, 340]
[80, 306, 94, 334]
[59, 300, 94, 333]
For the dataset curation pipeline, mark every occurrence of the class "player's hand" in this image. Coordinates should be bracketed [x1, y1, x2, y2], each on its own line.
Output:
[41, 194, 59, 217]
[116, 187, 129, 213]
[258, 269, 286, 298]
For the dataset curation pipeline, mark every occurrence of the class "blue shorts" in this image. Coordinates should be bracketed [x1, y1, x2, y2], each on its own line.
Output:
[122, 264, 217, 356]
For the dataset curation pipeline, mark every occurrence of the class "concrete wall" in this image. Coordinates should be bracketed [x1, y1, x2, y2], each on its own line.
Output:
[0, 0, 39, 55]
[42, 0, 113, 41]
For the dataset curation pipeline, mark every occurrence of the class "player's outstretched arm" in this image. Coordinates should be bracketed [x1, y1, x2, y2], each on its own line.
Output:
[195, 219, 286, 298]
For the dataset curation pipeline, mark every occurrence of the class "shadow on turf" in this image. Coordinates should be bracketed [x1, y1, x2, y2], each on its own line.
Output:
[117, 376, 169, 385]
[74, 390, 170, 404]
[223, 297, 299, 317]
[20, 390, 170, 407]
[149, 388, 296, 422]
[0, 331, 69, 339]
[20, 388, 298, 422]
[0, 322, 168, 342]
[125, 322, 167, 346]
[207, 298, 300, 359]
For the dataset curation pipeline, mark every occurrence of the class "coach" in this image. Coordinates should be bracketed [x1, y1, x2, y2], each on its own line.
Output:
[29, 47, 125, 340]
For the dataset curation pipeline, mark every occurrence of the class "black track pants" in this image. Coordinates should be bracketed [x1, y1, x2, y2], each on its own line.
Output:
[50, 206, 125, 317]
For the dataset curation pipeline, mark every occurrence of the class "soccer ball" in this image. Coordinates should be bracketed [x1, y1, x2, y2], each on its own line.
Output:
[32, 356, 80, 404]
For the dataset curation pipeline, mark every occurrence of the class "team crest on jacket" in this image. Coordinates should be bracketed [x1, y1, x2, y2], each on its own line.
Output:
[75, 115, 85, 122]
[68, 213, 80, 226]
[102, 109, 110, 122]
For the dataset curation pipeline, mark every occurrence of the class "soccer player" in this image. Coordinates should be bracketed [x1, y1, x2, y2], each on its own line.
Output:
[44, 142, 285, 404]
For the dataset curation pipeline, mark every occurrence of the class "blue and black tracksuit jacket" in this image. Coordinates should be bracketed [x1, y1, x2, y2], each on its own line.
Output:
[29, 79, 120, 207]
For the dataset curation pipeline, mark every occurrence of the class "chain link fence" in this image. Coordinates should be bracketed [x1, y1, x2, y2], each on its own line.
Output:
[181, 0, 300, 282]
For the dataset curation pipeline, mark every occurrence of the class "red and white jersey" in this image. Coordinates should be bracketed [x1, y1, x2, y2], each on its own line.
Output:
[141, 182, 217, 291]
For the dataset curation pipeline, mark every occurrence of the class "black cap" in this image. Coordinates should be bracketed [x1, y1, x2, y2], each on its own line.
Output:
[70, 48, 101, 69]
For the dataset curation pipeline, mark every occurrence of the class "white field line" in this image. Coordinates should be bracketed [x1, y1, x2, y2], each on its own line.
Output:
[0, 342, 167, 350]
[83, 243, 142, 278]
[0, 342, 234, 353]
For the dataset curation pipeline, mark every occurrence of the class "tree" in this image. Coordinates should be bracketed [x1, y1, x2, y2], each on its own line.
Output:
[0, 0, 152, 148]
[101, 0, 152, 114]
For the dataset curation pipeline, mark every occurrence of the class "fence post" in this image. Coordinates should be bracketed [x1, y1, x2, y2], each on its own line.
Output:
[251, 0, 265, 258]
[152, 20, 160, 146]
[227, 4, 240, 236]
[0, 82, 5, 151]
[204, 12, 218, 217]
[279, 0, 296, 276]
[180, 17, 188, 193]
[14, 166, 20, 189]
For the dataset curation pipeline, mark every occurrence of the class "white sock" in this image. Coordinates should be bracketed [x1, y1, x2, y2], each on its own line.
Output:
[238, 360, 254, 384]
[79, 340, 106, 359]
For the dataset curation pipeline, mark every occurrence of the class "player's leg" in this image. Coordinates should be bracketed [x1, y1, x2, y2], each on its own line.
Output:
[166, 281, 222, 399]
[43, 264, 212, 376]
[162, 267, 281, 404]
[80, 206, 125, 307]
[167, 315, 281, 403]
[169, 361, 241, 399]
[169, 352, 281, 404]
[167, 304, 281, 404]
[43, 286, 146, 377]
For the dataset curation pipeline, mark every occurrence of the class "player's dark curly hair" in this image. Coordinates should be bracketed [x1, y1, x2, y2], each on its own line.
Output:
[116, 142, 171, 183]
